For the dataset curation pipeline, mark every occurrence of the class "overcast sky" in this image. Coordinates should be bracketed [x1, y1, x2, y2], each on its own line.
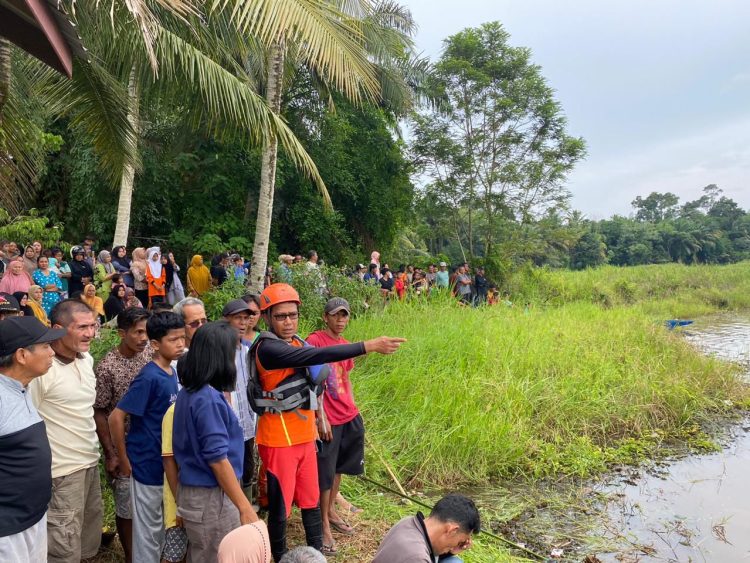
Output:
[403, 0, 750, 218]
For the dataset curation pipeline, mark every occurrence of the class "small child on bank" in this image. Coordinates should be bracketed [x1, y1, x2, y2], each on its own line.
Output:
[109, 312, 187, 562]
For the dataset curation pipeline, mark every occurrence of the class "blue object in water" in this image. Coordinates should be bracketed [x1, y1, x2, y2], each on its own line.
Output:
[665, 319, 694, 330]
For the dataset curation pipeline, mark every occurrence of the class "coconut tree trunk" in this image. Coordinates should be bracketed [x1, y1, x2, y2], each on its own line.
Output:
[249, 41, 285, 293]
[0, 39, 11, 120]
[113, 68, 140, 247]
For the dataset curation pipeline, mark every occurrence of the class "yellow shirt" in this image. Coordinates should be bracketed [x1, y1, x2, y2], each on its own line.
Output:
[29, 353, 100, 478]
[162, 404, 178, 528]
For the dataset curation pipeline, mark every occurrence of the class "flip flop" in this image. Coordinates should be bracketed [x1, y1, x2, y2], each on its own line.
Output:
[322, 543, 338, 556]
[330, 519, 355, 535]
[347, 504, 364, 514]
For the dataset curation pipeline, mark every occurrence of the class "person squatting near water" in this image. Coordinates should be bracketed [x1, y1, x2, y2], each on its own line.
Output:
[250, 283, 405, 561]
[373, 494, 481, 563]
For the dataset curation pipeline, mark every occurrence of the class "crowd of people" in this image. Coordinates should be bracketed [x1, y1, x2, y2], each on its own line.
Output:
[0, 237, 485, 563]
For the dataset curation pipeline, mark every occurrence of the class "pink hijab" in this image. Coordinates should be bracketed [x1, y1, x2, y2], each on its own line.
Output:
[0, 258, 32, 294]
[217, 521, 271, 563]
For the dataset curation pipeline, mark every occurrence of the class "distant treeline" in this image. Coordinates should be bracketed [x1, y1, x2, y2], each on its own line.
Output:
[576, 185, 750, 269]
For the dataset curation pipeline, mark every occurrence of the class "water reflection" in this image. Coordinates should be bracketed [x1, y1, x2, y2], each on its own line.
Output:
[599, 313, 750, 562]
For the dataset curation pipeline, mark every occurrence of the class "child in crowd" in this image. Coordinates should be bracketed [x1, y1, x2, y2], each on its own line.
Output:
[109, 312, 186, 562]
[161, 403, 188, 563]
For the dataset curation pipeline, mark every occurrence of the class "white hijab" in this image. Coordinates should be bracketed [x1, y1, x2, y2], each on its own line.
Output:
[147, 246, 163, 278]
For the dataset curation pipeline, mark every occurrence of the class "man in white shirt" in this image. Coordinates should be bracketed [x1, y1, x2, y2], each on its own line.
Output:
[29, 299, 103, 563]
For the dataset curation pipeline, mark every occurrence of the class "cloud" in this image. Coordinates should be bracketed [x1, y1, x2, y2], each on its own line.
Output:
[569, 116, 750, 218]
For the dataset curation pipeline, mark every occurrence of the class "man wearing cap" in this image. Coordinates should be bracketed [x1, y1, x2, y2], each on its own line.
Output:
[306, 297, 367, 554]
[0, 292, 21, 321]
[28, 299, 103, 562]
[0, 317, 65, 561]
[223, 298, 257, 493]
[435, 262, 450, 289]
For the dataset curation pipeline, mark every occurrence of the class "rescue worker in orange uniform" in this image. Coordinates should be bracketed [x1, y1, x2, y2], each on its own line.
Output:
[249, 283, 405, 561]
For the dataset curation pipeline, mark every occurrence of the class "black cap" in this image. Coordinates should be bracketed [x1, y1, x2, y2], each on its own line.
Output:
[0, 293, 19, 312]
[222, 299, 251, 317]
[324, 297, 350, 315]
[0, 316, 66, 356]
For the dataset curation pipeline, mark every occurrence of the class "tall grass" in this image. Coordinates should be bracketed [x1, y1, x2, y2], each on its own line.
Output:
[508, 261, 750, 317]
[345, 293, 747, 485]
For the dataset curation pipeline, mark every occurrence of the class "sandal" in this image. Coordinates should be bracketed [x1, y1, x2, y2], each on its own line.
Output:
[322, 543, 338, 556]
[346, 504, 364, 514]
[330, 519, 355, 535]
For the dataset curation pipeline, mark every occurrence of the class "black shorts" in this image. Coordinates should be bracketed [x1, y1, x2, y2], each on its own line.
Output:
[317, 414, 365, 491]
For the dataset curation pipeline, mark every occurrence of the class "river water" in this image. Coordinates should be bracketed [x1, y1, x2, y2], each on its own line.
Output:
[597, 314, 750, 562]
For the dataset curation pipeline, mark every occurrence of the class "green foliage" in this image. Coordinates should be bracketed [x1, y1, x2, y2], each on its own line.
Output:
[346, 292, 746, 485]
[0, 208, 65, 249]
[276, 264, 382, 331]
[506, 261, 750, 317]
[410, 21, 586, 262]
[201, 278, 248, 321]
[569, 231, 607, 270]
[90, 328, 120, 363]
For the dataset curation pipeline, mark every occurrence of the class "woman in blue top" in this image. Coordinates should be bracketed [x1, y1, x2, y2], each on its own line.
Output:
[31, 255, 62, 315]
[173, 321, 259, 563]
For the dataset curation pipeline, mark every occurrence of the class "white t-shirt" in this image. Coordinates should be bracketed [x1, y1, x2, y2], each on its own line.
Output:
[29, 353, 100, 478]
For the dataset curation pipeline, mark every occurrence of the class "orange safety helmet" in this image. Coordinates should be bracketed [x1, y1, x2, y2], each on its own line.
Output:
[259, 283, 301, 312]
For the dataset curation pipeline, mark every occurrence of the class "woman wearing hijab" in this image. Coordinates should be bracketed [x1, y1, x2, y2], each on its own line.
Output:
[104, 283, 127, 321]
[94, 250, 117, 299]
[125, 287, 144, 309]
[32, 255, 63, 314]
[217, 521, 271, 563]
[131, 247, 149, 306]
[80, 283, 105, 322]
[186, 254, 211, 297]
[22, 245, 37, 275]
[0, 257, 32, 295]
[27, 285, 50, 325]
[13, 291, 34, 318]
[146, 246, 166, 308]
[166, 252, 186, 304]
[112, 245, 134, 287]
[69, 246, 94, 297]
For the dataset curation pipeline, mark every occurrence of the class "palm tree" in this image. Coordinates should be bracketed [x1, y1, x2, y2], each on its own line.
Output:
[244, 0, 424, 292]
[1, 0, 381, 240]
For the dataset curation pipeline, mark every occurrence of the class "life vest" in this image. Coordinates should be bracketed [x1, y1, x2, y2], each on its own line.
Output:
[247, 331, 329, 418]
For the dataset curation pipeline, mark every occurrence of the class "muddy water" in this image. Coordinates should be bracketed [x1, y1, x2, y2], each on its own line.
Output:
[599, 314, 750, 562]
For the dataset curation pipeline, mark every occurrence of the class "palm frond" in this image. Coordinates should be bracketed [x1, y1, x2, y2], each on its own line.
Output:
[149, 27, 331, 208]
[0, 52, 56, 213]
[211, 0, 380, 103]
[40, 57, 141, 185]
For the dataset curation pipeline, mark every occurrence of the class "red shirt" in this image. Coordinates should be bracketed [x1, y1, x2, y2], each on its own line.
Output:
[306, 331, 359, 425]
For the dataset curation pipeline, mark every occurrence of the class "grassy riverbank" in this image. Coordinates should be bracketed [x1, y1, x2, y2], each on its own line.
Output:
[507, 261, 750, 316]
[347, 296, 746, 486]
[94, 262, 750, 562]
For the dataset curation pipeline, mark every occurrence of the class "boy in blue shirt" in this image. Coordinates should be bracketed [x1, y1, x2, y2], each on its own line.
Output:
[109, 312, 186, 563]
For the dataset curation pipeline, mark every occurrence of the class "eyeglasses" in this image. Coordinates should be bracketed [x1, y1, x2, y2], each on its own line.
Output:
[272, 312, 299, 321]
[186, 318, 208, 329]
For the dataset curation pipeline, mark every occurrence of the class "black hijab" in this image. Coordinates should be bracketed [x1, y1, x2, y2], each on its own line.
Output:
[104, 284, 126, 320]
[112, 246, 131, 269]
[13, 291, 33, 317]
